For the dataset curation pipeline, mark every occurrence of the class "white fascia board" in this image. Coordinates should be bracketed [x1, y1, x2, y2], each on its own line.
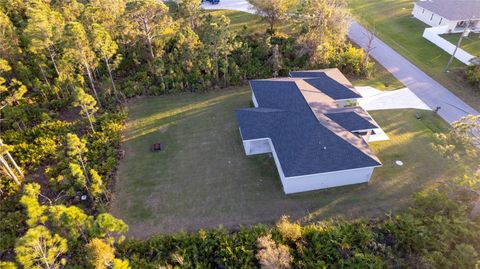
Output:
[335, 97, 359, 101]
[238, 127, 244, 141]
[351, 128, 377, 133]
[284, 164, 383, 180]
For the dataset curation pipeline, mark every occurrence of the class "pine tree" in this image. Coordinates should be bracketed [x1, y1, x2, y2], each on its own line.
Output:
[1, 59, 28, 130]
[0, 9, 19, 61]
[23, 1, 65, 77]
[89, 169, 105, 199]
[73, 87, 98, 133]
[123, 0, 169, 59]
[65, 133, 90, 185]
[269, 44, 283, 77]
[294, 0, 350, 66]
[47, 205, 91, 242]
[15, 225, 68, 269]
[178, 0, 202, 30]
[82, 0, 126, 37]
[199, 15, 237, 87]
[86, 238, 115, 269]
[64, 22, 101, 106]
[20, 183, 46, 227]
[91, 213, 128, 238]
[90, 23, 121, 103]
[248, 0, 297, 33]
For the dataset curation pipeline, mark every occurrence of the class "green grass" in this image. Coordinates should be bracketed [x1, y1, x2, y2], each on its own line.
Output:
[347, 0, 480, 110]
[348, 59, 405, 90]
[203, 9, 298, 34]
[111, 88, 464, 238]
[442, 33, 480, 57]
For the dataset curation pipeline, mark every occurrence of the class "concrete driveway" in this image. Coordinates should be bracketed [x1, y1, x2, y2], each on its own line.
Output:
[357, 87, 431, 111]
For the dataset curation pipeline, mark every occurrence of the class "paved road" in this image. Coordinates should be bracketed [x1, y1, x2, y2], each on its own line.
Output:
[348, 21, 479, 123]
[202, 0, 254, 13]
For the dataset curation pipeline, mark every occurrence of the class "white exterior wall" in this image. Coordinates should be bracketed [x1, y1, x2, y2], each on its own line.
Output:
[282, 166, 376, 194]
[423, 26, 476, 65]
[252, 92, 259, 107]
[412, 4, 452, 28]
[243, 138, 271, 155]
[242, 137, 378, 194]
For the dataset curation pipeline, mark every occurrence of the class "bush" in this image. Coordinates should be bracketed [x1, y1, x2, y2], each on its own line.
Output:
[466, 64, 480, 89]
[336, 44, 374, 77]
[256, 234, 292, 269]
[276, 216, 302, 242]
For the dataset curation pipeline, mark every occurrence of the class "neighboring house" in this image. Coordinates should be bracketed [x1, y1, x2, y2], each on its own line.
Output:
[235, 69, 383, 194]
[412, 0, 480, 33]
[411, 0, 479, 65]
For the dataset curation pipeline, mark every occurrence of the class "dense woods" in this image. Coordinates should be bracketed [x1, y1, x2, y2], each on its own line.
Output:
[1, 0, 479, 268]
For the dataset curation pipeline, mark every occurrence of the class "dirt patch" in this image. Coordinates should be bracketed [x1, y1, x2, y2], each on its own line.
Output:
[159, 126, 169, 133]
[58, 107, 82, 122]
[27, 166, 58, 201]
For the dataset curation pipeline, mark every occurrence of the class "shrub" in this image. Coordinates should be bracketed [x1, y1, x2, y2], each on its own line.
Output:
[256, 234, 292, 269]
[336, 44, 374, 77]
[276, 216, 302, 242]
[466, 64, 480, 89]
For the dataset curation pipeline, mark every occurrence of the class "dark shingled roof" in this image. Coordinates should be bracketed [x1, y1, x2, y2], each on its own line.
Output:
[304, 77, 362, 100]
[289, 71, 327, 78]
[415, 0, 480, 21]
[236, 76, 381, 177]
[290, 70, 362, 100]
[325, 112, 378, 132]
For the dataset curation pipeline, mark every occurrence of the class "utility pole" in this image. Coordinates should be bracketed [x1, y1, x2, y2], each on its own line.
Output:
[445, 20, 472, 72]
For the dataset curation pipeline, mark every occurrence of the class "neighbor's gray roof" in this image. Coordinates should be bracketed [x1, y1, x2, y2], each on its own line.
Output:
[415, 0, 480, 21]
[236, 74, 381, 177]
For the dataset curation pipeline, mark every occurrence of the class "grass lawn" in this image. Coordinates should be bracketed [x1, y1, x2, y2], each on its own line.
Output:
[442, 33, 480, 57]
[347, 59, 405, 91]
[347, 0, 480, 110]
[111, 87, 464, 239]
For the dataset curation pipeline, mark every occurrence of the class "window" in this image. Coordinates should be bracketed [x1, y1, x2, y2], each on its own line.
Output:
[422, 8, 425, 13]
[430, 14, 434, 21]
[439, 18, 443, 24]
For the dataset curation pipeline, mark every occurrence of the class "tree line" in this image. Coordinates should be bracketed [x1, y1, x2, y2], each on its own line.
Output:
[4, 0, 472, 268]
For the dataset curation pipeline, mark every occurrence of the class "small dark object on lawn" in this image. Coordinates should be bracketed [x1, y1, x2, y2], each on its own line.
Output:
[151, 143, 163, 152]
[119, 150, 126, 159]
[416, 112, 422, 120]
[434, 106, 441, 113]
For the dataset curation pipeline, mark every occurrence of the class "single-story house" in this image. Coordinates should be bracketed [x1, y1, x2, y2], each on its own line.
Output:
[412, 0, 480, 33]
[235, 69, 383, 194]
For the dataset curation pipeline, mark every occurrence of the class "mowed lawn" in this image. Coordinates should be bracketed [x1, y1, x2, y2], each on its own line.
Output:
[347, 0, 480, 111]
[111, 87, 463, 238]
[442, 33, 480, 57]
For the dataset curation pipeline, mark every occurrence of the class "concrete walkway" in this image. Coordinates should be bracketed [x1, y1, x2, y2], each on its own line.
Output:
[348, 21, 479, 123]
[357, 87, 431, 111]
